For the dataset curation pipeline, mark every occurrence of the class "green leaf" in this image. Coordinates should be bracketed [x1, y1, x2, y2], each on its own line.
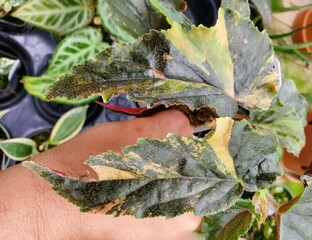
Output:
[24, 27, 105, 104]
[97, 0, 170, 42]
[49, 105, 88, 145]
[271, 0, 312, 13]
[202, 199, 255, 240]
[11, 0, 95, 35]
[47, 27, 108, 75]
[47, 8, 279, 117]
[279, 185, 312, 240]
[0, 57, 17, 89]
[0, 57, 17, 75]
[221, 0, 250, 18]
[23, 74, 96, 104]
[250, 79, 308, 156]
[149, 0, 191, 29]
[0, 0, 25, 16]
[0, 138, 38, 161]
[278, 55, 312, 97]
[250, 0, 272, 25]
[228, 120, 282, 191]
[23, 118, 281, 218]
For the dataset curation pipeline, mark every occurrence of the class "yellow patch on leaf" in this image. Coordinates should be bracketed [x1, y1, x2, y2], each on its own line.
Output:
[206, 117, 237, 177]
[91, 166, 136, 180]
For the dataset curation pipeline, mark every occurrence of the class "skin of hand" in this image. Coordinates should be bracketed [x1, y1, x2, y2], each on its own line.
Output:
[0, 110, 203, 240]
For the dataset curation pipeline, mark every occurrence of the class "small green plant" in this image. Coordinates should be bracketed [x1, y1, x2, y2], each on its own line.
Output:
[1, 0, 312, 239]
[0, 57, 18, 90]
[0, 105, 88, 161]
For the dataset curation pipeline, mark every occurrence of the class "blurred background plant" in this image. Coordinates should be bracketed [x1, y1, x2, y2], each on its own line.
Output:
[250, 0, 312, 106]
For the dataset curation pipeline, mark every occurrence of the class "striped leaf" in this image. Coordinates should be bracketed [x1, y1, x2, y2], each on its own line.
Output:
[24, 27, 105, 104]
[23, 118, 281, 218]
[49, 106, 88, 145]
[11, 0, 95, 35]
[46, 8, 279, 117]
[48, 27, 108, 74]
[0, 138, 38, 161]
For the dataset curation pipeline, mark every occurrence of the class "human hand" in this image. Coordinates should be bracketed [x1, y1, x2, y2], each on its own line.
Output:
[0, 110, 203, 240]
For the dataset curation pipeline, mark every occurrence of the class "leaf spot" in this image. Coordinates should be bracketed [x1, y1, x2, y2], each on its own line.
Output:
[152, 68, 165, 79]
[163, 53, 175, 61]
[178, 1, 187, 12]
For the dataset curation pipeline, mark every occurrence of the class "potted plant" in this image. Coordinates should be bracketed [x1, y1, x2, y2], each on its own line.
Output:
[0, 105, 89, 168]
[8, 0, 309, 239]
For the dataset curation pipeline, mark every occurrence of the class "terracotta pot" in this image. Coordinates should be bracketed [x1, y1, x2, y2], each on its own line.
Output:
[292, 8, 312, 53]
[281, 109, 312, 176]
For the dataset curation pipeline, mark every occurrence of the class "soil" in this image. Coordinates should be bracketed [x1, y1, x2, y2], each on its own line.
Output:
[30, 130, 51, 152]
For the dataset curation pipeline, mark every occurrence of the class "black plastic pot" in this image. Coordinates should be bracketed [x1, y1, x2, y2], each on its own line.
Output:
[0, 122, 11, 170]
[0, 1, 220, 169]
[186, 0, 221, 27]
[0, 19, 138, 170]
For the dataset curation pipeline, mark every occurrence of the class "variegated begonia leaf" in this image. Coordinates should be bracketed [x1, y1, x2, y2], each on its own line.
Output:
[23, 118, 281, 218]
[97, 0, 185, 42]
[24, 27, 106, 104]
[278, 185, 312, 240]
[46, 8, 279, 117]
[202, 199, 257, 240]
[11, 0, 94, 35]
[221, 0, 250, 18]
[250, 79, 308, 156]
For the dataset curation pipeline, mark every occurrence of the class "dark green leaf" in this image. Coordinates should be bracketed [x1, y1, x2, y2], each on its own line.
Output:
[47, 8, 279, 117]
[24, 133, 244, 218]
[221, 0, 250, 18]
[202, 199, 255, 240]
[279, 185, 312, 240]
[228, 120, 282, 191]
[23, 118, 281, 218]
[12, 0, 94, 35]
[97, 0, 171, 42]
[0, 138, 38, 161]
[250, 79, 308, 156]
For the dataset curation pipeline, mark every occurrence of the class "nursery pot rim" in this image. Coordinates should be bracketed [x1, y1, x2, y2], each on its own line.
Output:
[0, 122, 11, 170]
[292, 7, 312, 53]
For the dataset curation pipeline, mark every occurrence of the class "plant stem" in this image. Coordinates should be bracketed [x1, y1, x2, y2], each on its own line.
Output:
[273, 3, 312, 13]
[270, 22, 312, 39]
[282, 167, 302, 181]
[232, 113, 250, 121]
